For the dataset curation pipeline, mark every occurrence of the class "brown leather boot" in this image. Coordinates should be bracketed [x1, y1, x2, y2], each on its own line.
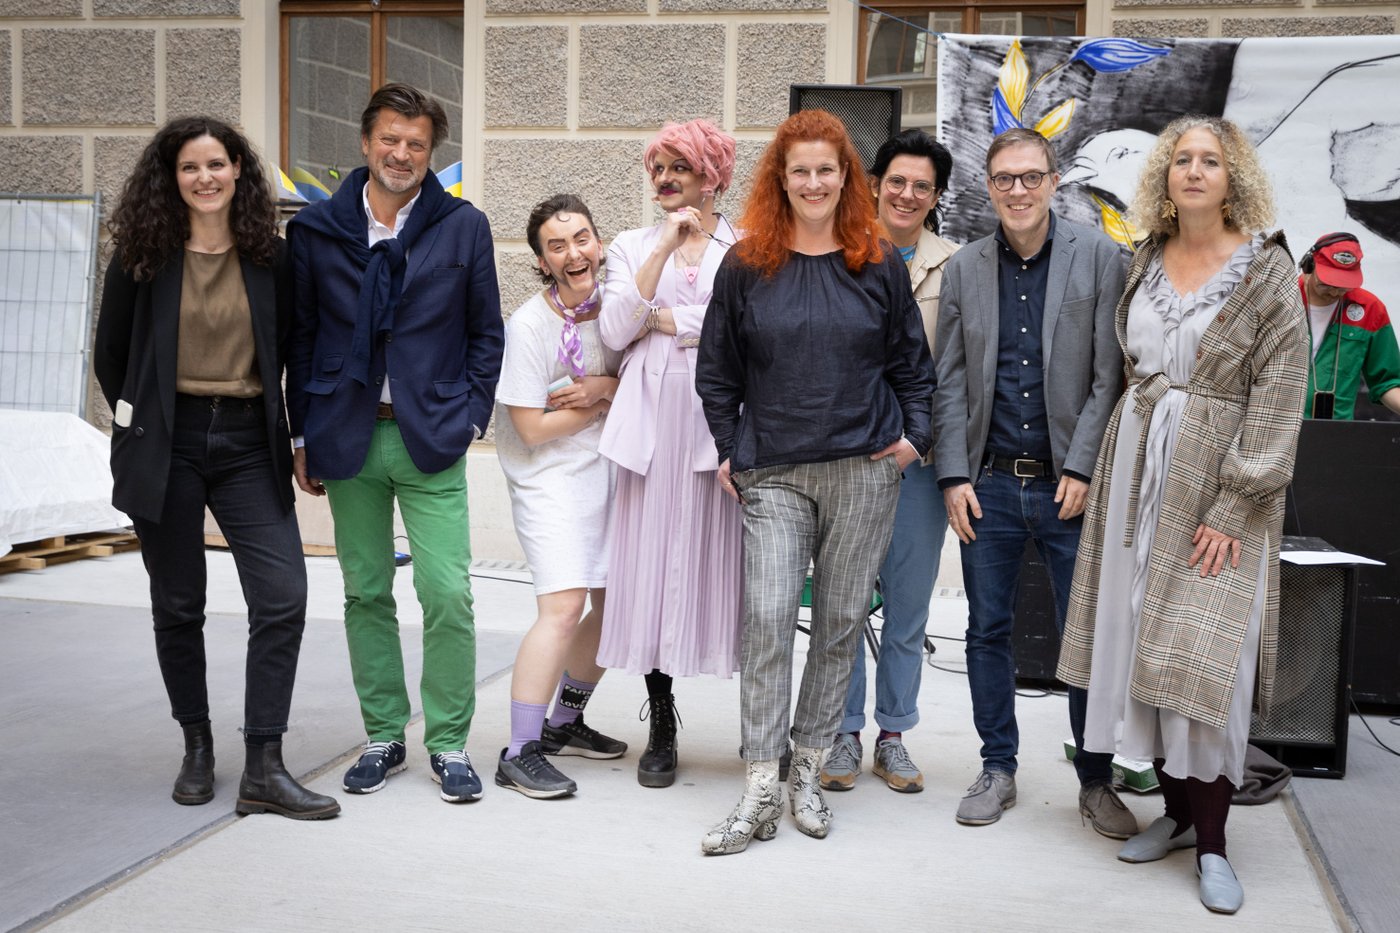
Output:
[235, 741, 340, 820]
[172, 721, 214, 805]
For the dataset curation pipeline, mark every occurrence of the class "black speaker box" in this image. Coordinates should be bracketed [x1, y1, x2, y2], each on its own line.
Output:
[788, 84, 901, 173]
[1248, 553, 1357, 778]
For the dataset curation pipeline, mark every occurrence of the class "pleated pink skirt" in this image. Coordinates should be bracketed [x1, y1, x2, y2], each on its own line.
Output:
[597, 354, 743, 678]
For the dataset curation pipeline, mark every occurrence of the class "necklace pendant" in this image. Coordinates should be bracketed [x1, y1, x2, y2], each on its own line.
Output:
[684, 265, 699, 285]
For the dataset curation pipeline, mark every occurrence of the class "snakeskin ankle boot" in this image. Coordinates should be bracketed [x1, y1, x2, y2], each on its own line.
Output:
[701, 759, 783, 856]
[789, 744, 833, 838]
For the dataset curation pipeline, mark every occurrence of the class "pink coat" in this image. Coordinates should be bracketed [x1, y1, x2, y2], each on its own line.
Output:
[597, 217, 736, 476]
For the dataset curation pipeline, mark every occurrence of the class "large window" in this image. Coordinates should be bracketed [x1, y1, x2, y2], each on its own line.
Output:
[859, 1, 1083, 131]
[280, 1, 463, 197]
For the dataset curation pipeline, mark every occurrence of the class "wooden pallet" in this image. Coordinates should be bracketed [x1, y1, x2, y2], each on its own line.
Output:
[0, 531, 141, 574]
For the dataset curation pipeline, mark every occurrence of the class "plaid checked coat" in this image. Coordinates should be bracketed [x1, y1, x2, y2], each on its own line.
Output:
[1057, 231, 1307, 729]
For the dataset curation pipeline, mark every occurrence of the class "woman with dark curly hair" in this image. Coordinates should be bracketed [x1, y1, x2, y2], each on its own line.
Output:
[695, 110, 935, 854]
[94, 116, 338, 820]
[1059, 115, 1306, 912]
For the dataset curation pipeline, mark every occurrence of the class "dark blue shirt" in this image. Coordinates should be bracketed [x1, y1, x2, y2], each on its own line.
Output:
[984, 213, 1056, 463]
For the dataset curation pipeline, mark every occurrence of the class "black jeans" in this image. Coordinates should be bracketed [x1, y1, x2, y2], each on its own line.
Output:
[132, 394, 307, 736]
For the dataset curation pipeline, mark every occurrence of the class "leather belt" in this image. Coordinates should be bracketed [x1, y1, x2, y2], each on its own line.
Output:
[987, 454, 1054, 479]
[376, 402, 395, 420]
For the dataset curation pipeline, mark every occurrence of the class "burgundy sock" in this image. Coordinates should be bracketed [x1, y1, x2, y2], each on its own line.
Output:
[507, 700, 548, 759]
[877, 730, 899, 744]
[546, 673, 596, 728]
[1187, 774, 1234, 861]
[1155, 758, 1194, 836]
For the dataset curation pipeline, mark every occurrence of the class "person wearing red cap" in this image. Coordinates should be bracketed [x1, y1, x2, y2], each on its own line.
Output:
[1298, 232, 1400, 419]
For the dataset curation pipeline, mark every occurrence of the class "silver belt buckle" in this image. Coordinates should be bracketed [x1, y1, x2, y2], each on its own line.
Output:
[1013, 458, 1039, 478]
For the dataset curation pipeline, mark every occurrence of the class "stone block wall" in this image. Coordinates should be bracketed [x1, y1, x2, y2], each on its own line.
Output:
[480, 0, 832, 315]
[1108, 0, 1399, 39]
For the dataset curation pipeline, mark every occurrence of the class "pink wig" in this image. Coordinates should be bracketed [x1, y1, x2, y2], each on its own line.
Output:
[643, 119, 737, 199]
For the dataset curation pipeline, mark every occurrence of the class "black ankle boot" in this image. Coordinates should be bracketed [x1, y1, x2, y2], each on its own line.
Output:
[638, 694, 680, 788]
[235, 741, 341, 820]
[173, 721, 215, 805]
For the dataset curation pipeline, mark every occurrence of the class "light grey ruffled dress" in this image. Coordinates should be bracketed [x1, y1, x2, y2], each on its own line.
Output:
[1081, 236, 1268, 786]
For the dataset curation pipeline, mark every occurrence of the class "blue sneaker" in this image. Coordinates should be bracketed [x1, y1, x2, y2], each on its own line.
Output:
[430, 750, 483, 803]
[342, 740, 407, 794]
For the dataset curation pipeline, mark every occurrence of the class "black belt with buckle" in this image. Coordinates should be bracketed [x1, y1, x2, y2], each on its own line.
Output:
[376, 402, 395, 420]
[988, 454, 1054, 478]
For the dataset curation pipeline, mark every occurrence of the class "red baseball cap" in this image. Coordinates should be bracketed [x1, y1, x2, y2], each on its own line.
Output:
[1313, 234, 1364, 290]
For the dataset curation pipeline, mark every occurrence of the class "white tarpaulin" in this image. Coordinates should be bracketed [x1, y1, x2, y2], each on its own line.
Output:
[0, 410, 130, 558]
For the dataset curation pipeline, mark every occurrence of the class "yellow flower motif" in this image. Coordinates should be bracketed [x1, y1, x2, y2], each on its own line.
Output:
[998, 39, 1029, 121]
[1092, 194, 1140, 249]
[1033, 99, 1076, 139]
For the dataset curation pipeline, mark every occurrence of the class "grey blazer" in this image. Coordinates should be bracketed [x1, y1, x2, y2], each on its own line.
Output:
[933, 214, 1126, 483]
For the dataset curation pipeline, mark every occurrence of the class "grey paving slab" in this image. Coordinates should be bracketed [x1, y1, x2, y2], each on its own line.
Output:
[0, 589, 519, 933]
[1291, 715, 1400, 933]
[23, 599, 1341, 933]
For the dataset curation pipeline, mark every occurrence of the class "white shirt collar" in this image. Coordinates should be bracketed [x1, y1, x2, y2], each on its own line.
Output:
[362, 183, 421, 243]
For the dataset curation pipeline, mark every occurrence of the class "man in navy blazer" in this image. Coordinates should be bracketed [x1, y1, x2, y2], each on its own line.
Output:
[286, 83, 503, 804]
[933, 129, 1132, 836]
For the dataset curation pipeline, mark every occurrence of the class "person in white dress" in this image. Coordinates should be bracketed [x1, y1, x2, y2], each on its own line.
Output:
[493, 194, 626, 799]
[1058, 117, 1307, 915]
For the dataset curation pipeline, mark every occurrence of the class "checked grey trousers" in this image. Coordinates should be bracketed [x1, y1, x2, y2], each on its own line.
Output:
[732, 454, 902, 760]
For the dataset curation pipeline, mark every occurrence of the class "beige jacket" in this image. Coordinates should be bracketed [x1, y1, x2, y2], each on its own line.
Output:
[909, 229, 958, 464]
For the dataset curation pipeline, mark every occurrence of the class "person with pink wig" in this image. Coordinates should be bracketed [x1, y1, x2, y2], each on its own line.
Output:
[596, 119, 743, 788]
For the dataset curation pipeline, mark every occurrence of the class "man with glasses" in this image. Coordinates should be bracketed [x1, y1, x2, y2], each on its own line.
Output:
[932, 128, 1132, 835]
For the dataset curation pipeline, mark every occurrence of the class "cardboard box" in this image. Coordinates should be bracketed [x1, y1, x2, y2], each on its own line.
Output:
[1064, 739, 1160, 793]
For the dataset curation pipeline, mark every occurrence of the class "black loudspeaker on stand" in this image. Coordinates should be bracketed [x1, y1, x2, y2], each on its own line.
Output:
[789, 84, 901, 172]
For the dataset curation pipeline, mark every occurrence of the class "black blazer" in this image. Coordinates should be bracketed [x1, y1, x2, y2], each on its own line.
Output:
[93, 241, 296, 523]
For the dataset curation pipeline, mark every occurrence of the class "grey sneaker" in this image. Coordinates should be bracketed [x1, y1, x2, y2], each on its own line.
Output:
[495, 742, 577, 799]
[1079, 780, 1138, 839]
[818, 733, 862, 791]
[872, 736, 924, 793]
[955, 768, 1016, 825]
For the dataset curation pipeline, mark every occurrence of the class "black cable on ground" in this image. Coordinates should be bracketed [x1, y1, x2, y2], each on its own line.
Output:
[1352, 698, 1400, 757]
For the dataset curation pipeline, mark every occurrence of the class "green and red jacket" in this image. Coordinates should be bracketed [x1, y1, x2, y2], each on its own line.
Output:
[1298, 279, 1400, 419]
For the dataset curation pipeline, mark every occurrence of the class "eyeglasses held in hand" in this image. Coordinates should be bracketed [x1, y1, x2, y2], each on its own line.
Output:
[990, 171, 1049, 191]
[884, 176, 938, 200]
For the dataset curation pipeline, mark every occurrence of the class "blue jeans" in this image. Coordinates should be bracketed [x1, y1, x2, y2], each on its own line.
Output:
[841, 458, 946, 735]
[132, 394, 308, 735]
[959, 464, 1111, 784]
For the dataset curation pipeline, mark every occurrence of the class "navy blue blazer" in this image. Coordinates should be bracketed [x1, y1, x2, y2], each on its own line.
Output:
[93, 243, 296, 523]
[285, 190, 503, 481]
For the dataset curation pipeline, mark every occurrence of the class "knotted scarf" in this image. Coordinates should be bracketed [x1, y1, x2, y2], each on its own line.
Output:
[289, 166, 465, 387]
[547, 281, 601, 378]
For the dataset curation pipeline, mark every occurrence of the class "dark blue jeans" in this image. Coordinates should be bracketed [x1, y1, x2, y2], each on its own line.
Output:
[132, 394, 307, 736]
[959, 464, 1112, 784]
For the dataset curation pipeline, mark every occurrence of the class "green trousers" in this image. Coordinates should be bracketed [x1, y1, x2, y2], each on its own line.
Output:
[324, 420, 476, 754]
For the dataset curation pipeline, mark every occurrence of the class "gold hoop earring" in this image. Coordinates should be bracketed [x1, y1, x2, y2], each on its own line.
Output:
[1161, 199, 1177, 221]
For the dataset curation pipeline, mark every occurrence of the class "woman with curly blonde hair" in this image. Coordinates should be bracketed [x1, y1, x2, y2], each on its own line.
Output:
[1058, 115, 1306, 913]
[695, 109, 935, 854]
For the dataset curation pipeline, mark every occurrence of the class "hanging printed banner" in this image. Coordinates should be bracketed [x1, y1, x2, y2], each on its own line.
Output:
[937, 34, 1400, 306]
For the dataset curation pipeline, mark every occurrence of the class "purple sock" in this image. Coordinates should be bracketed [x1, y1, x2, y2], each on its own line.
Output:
[546, 673, 597, 728]
[507, 700, 549, 759]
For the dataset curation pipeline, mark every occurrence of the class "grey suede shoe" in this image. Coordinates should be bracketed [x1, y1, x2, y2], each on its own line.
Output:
[1198, 854, 1244, 914]
[1079, 780, 1138, 839]
[955, 768, 1016, 825]
[1118, 816, 1197, 863]
[818, 733, 861, 791]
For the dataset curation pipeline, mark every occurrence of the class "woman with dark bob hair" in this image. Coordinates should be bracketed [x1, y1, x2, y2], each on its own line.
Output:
[1058, 115, 1306, 912]
[695, 109, 935, 854]
[95, 116, 339, 819]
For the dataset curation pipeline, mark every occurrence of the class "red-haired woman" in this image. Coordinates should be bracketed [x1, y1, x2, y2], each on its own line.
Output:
[695, 110, 936, 854]
[596, 119, 742, 789]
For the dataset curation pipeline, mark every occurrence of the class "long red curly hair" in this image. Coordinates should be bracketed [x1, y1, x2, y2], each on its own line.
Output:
[735, 109, 884, 277]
